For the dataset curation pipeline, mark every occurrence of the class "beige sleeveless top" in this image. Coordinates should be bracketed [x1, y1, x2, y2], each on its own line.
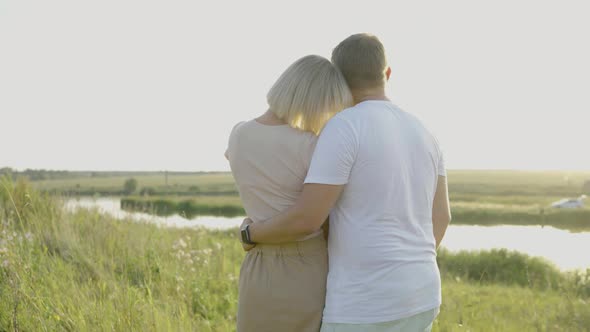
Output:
[226, 120, 321, 239]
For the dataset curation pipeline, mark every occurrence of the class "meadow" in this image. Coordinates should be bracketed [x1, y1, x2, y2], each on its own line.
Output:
[25, 169, 590, 231]
[1, 177, 590, 331]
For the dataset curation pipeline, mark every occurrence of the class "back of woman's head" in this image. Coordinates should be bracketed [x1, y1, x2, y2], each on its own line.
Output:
[267, 55, 353, 135]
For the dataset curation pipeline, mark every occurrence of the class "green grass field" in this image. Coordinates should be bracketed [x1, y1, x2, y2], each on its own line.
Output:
[23, 169, 590, 230]
[31, 172, 238, 196]
[25, 169, 590, 196]
[1, 178, 589, 331]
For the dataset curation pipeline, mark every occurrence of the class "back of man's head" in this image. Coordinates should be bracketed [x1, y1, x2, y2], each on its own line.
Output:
[331, 33, 388, 92]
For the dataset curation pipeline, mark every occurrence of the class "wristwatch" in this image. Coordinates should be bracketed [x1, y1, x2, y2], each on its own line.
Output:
[241, 224, 256, 245]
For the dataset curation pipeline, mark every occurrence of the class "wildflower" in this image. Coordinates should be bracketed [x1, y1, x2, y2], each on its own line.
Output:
[24, 232, 33, 242]
[185, 258, 194, 265]
[1, 260, 9, 268]
[215, 242, 222, 251]
[175, 249, 189, 260]
[172, 238, 187, 250]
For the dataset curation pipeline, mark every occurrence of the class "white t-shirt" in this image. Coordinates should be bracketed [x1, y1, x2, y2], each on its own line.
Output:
[305, 100, 445, 324]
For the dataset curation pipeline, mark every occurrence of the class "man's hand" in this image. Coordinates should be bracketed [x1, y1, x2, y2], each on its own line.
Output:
[240, 218, 256, 252]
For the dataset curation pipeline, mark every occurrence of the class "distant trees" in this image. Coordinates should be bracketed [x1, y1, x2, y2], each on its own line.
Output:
[1, 169, 72, 181]
[0, 167, 13, 176]
[123, 178, 138, 195]
[583, 180, 590, 194]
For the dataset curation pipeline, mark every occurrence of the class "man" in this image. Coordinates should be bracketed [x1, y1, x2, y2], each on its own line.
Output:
[241, 33, 451, 331]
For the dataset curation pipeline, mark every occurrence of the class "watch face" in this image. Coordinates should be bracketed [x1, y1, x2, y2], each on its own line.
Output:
[241, 228, 249, 243]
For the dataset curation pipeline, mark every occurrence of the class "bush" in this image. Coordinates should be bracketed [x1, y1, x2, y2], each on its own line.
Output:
[123, 178, 138, 195]
[139, 187, 156, 196]
[438, 248, 567, 291]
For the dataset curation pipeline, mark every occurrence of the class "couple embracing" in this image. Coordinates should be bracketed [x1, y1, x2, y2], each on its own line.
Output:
[226, 33, 451, 332]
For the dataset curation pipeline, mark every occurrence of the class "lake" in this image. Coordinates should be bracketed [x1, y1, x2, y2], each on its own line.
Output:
[65, 197, 590, 271]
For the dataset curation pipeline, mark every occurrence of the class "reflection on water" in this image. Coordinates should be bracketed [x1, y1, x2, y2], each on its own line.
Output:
[443, 225, 590, 271]
[64, 197, 244, 230]
[65, 197, 590, 271]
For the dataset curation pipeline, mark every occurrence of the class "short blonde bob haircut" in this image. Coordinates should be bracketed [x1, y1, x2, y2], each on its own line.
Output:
[267, 55, 353, 135]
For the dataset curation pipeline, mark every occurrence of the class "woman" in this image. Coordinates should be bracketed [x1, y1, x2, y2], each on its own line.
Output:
[225, 55, 352, 332]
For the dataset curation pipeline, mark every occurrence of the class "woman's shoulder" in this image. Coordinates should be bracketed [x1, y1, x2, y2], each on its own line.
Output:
[229, 120, 260, 141]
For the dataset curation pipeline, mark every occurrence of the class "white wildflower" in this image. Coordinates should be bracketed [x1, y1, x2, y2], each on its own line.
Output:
[1, 260, 8, 268]
[215, 242, 222, 251]
[175, 250, 186, 260]
[24, 232, 33, 242]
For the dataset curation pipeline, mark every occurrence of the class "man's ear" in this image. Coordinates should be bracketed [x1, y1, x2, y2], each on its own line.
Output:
[385, 67, 392, 81]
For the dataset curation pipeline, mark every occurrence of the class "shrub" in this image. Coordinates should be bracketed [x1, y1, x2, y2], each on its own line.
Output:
[139, 187, 156, 196]
[123, 178, 138, 195]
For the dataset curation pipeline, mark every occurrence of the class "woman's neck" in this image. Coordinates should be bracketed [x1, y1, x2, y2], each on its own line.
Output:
[256, 110, 287, 126]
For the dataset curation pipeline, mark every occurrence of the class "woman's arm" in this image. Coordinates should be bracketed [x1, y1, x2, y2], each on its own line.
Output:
[246, 183, 344, 244]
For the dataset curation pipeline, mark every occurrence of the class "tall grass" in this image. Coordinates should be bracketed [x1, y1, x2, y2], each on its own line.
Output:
[1, 177, 589, 331]
[1, 177, 241, 330]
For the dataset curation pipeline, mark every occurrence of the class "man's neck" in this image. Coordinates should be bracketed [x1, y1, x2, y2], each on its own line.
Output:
[352, 88, 389, 105]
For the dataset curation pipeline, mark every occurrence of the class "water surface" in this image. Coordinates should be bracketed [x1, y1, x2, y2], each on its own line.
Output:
[66, 197, 590, 271]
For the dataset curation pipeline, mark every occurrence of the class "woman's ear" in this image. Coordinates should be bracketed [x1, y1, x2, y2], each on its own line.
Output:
[385, 67, 392, 81]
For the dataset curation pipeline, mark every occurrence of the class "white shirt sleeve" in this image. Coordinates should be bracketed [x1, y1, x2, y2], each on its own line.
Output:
[304, 117, 358, 185]
[438, 151, 446, 176]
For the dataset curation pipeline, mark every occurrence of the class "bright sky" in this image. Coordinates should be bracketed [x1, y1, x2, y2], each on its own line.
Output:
[1, 0, 589, 172]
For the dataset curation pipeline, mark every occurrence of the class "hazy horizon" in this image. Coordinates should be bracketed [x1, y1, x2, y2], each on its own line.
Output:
[2, 1, 589, 172]
[4, 166, 590, 174]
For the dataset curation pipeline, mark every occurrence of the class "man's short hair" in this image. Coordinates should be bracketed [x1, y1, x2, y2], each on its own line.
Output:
[331, 33, 388, 91]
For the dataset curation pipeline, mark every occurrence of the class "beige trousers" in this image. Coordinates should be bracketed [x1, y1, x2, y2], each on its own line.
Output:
[237, 235, 328, 332]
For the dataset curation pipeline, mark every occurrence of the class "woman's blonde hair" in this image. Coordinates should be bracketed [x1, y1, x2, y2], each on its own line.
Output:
[267, 55, 353, 135]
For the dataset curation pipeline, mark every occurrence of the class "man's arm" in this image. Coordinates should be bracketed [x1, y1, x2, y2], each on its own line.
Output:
[247, 183, 344, 244]
[432, 175, 451, 248]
